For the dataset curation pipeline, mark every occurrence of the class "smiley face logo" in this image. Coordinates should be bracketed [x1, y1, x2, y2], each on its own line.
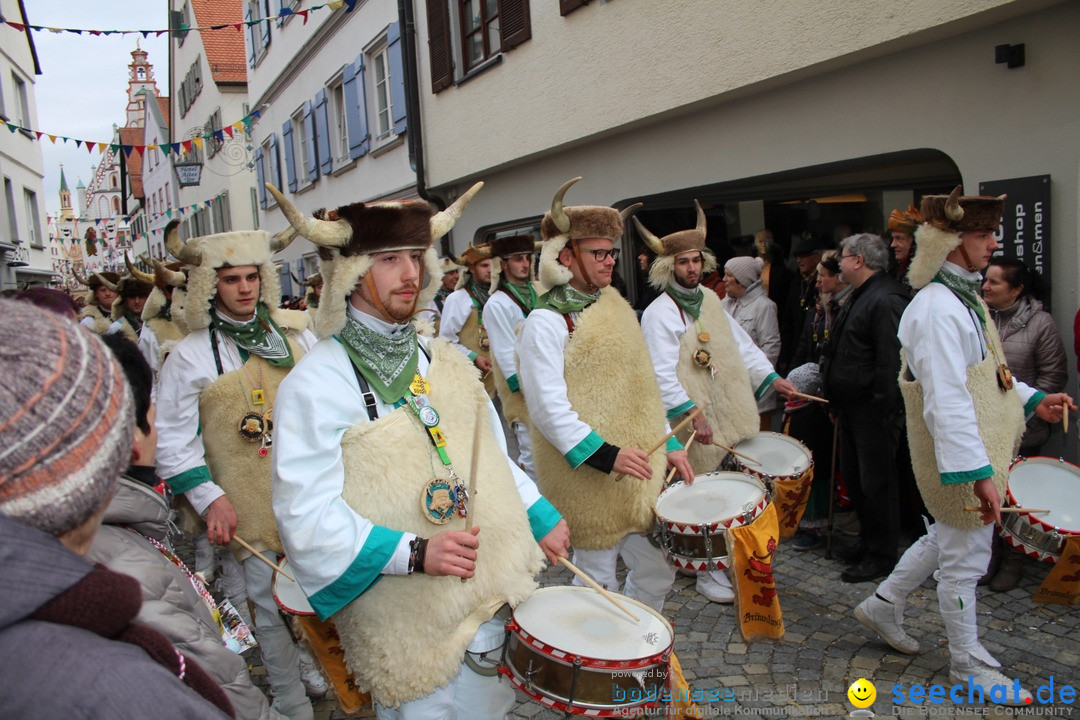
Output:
[847, 678, 876, 709]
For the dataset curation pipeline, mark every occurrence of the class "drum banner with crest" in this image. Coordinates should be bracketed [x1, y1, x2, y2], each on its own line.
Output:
[727, 502, 784, 641]
[771, 468, 814, 539]
[295, 616, 371, 715]
[1033, 535, 1080, 605]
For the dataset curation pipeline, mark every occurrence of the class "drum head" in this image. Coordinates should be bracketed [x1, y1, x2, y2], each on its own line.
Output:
[655, 472, 766, 525]
[734, 432, 811, 477]
[513, 587, 672, 662]
[1008, 457, 1080, 532]
[273, 558, 315, 616]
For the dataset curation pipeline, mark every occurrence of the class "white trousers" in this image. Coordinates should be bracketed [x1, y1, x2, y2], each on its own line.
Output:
[572, 532, 675, 612]
[875, 521, 998, 668]
[511, 421, 536, 480]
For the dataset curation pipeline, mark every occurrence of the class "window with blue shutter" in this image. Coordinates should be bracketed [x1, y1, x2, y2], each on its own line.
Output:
[387, 22, 407, 135]
[259, 0, 272, 53]
[245, 5, 257, 67]
[343, 57, 370, 159]
[268, 134, 282, 193]
[282, 120, 297, 192]
[314, 89, 333, 174]
[302, 100, 318, 182]
[254, 145, 266, 208]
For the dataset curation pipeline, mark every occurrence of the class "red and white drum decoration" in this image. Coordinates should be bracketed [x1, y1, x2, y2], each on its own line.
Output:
[654, 472, 768, 572]
[272, 557, 316, 616]
[1001, 456, 1080, 563]
[503, 586, 673, 717]
[731, 431, 813, 494]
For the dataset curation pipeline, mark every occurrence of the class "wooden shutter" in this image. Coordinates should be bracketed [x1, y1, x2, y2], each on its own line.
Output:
[259, 0, 272, 52]
[387, 22, 408, 134]
[302, 100, 318, 182]
[559, 0, 588, 17]
[426, 0, 453, 93]
[282, 120, 297, 192]
[254, 146, 266, 208]
[245, 5, 257, 67]
[313, 89, 333, 174]
[498, 0, 531, 51]
[343, 57, 370, 159]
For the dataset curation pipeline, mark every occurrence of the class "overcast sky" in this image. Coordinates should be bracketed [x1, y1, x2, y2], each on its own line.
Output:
[23, 2, 169, 216]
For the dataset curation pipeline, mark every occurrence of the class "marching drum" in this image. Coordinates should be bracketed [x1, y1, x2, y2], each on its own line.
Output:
[272, 558, 315, 616]
[732, 431, 813, 493]
[503, 586, 673, 717]
[1000, 457, 1080, 562]
[654, 472, 769, 572]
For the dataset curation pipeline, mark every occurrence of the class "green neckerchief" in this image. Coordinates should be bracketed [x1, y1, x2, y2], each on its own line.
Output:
[931, 268, 986, 324]
[666, 284, 704, 321]
[158, 297, 172, 322]
[211, 304, 295, 368]
[501, 280, 538, 312]
[123, 310, 143, 334]
[466, 278, 490, 310]
[537, 284, 600, 314]
[337, 312, 418, 404]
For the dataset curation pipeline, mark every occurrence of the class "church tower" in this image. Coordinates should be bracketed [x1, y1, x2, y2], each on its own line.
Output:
[58, 165, 74, 221]
[125, 42, 160, 128]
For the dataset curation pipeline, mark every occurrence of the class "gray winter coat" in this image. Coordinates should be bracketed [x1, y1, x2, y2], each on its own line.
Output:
[87, 475, 281, 720]
[0, 514, 231, 720]
[724, 280, 781, 412]
[989, 297, 1068, 449]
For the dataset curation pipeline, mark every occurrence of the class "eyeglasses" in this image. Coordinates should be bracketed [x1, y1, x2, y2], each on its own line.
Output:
[579, 247, 621, 263]
[840, 252, 859, 260]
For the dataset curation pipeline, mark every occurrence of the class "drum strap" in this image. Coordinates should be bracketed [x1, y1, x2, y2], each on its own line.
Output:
[462, 603, 512, 677]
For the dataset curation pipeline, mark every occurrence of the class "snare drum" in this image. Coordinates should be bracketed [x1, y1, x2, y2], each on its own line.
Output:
[1000, 457, 1080, 563]
[732, 432, 813, 493]
[654, 472, 768, 572]
[503, 586, 673, 717]
[272, 558, 315, 616]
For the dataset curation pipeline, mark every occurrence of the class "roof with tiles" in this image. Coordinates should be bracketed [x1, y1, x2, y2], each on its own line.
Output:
[192, 0, 248, 85]
[117, 127, 145, 199]
[157, 96, 170, 128]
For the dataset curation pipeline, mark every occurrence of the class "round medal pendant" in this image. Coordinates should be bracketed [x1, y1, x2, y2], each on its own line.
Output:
[693, 348, 713, 369]
[421, 478, 456, 525]
[417, 405, 440, 428]
[479, 335, 490, 351]
[238, 412, 267, 442]
[698, 331, 711, 343]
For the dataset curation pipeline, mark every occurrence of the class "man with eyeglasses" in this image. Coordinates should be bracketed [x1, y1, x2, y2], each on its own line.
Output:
[637, 202, 796, 603]
[517, 178, 694, 612]
[821, 233, 910, 584]
[485, 235, 542, 478]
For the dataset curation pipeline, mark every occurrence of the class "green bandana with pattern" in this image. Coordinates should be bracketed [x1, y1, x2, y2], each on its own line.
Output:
[338, 313, 418, 404]
[931, 268, 986, 324]
[211, 304, 295, 368]
[500, 280, 538, 312]
[466, 278, 490, 309]
[666, 284, 704, 321]
[537, 283, 600, 315]
[123, 310, 143, 334]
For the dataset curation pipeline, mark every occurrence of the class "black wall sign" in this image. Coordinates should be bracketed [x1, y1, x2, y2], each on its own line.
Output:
[979, 175, 1051, 306]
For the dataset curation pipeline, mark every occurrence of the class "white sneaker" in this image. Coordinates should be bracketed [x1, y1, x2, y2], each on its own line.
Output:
[949, 664, 1032, 706]
[297, 646, 329, 698]
[696, 571, 735, 604]
[854, 594, 920, 654]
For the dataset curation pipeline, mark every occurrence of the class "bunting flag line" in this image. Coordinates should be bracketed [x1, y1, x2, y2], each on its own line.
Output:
[0, 1, 356, 37]
[4, 110, 260, 157]
[47, 191, 229, 236]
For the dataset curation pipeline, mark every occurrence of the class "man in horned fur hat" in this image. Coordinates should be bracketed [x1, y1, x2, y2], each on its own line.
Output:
[485, 234, 542, 478]
[104, 270, 154, 343]
[125, 254, 189, 390]
[853, 187, 1074, 705]
[517, 177, 694, 613]
[265, 182, 570, 719]
[76, 269, 120, 334]
[438, 242, 496, 398]
[637, 202, 796, 604]
[154, 220, 318, 719]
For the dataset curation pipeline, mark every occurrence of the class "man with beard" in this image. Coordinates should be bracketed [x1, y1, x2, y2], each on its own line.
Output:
[439, 243, 495, 398]
[638, 202, 795, 603]
[267, 183, 569, 719]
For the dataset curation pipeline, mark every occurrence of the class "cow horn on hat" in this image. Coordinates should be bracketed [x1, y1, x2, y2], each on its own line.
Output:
[270, 225, 297, 253]
[694, 200, 706, 236]
[150, 258, 187, 288]
[550, 176, 582, 234]
[632, 216, 665, 255]
[164, 219, 202, 265]
[265, 183, 352, 247]
[125, 252, 155, 284]
[944, 185, 964, 222]
[620, 202, 644, 224]
[290, 270, 302, 285]
[431, 181, 484, 239]
[93, 272, 119, 293]
[72, 267, 92, 287]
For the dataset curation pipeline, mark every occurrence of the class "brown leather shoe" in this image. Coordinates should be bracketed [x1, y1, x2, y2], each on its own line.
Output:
[989, 545, 1023, 592]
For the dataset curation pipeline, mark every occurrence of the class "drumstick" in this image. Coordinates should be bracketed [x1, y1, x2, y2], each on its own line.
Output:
[1064, 410, 1069, 434]
[712, 441, 761, 466]
[790, 391, 829, 404]
[613, 407, 703, 482]
[557, 556, 640, 623]
[962, 506, 1049, 514]
[233, 535, 296, 582]
[462, 401, 486, 583]
[664, 430, 697, 486]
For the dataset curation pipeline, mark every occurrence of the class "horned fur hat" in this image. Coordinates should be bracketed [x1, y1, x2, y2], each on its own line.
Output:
[538, 177, 641, 288]
[131, 254, 188, 323]
[634, 200, 717, 291]
[451, 242, 491, 291]
[266, 181, 483, 338]
[163, 219, 297, 331]
[488, 235, 540, 292]
[94, 262, 154, 320]
[72, 269, 120, 307]
[907, 186, 1006, 290]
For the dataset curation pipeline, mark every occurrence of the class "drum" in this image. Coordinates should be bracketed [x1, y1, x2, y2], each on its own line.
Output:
[503, 586, 673, 717]
[732, 431, 813, 493]
[1000, 457, 1080, 563]
[272, 558, 315, 616]
[654, 472, 768, 571]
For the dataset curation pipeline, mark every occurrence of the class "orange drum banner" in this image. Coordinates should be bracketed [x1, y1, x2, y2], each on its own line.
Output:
[771, 468, 813, 539]
[295, 616, 371, 714]
[1033, 535, 1080, 605]
[727, 502, 784, 641]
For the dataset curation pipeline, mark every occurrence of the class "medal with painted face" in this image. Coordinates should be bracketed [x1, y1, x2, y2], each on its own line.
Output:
[478, 326, 490, 351]
[239, 412, 269, 442]
[422, 478, 457, 525]
[693, 348, 713, 369]
[417, 405, 440, 428]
